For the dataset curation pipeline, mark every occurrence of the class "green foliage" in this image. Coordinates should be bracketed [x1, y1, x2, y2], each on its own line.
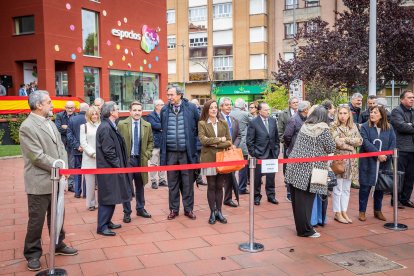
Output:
[263, 83, 289, 110]
[0, 145, 21, 157]
[305, 80, 348, 107]
[0, 129, 4, 145]
[6, 114, 27, 145]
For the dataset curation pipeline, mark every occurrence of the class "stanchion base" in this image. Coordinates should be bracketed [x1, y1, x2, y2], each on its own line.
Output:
[384, 222, 408, 231]
[239, 242, 264, 253]
[36, 268, 67, 276]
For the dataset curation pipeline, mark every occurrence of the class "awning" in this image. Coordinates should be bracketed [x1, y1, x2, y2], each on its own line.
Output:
[214, 85, 266, 95]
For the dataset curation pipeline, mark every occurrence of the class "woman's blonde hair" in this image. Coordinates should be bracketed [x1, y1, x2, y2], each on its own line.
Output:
[85, 106, 100, 124]
[333, 104, 355, 128]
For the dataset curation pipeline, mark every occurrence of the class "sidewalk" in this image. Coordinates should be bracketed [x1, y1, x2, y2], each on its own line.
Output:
[1, 158, 413, 275]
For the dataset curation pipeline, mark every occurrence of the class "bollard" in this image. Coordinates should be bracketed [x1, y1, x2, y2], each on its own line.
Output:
[239, 157, 264, 253]
[384, 149, 407, 231]
[36, 160, 67, 276]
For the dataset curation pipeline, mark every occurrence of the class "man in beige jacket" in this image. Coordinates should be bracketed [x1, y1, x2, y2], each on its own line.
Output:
[19, 90, 78, 271]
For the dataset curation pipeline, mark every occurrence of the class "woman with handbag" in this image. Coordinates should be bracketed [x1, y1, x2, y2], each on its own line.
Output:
[198, 99, 232, 224]
[330, 104, 363, 224]
[285, 106, 336, 238]
[80, 106, 101, 211]
[359, 105, 396, 221]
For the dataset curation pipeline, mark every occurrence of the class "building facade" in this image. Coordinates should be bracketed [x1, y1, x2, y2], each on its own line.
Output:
[0, 0, 168, 112]
[167, 0, 274, 104]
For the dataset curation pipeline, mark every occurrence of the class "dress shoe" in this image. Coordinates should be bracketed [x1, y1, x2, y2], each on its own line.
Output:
[123, 213, 131, 223]
[215, 210, 227, 224]
[402, 201, 414, 208]
[208, 211, 216, 224]
[224, 200, 237, 208]
[74, 194, 81, 198]
[159, 180, 167, 187]
[88, 206, 96, 211]
[167, 210, 179, 220]
[374, 210, 387, 221]
[334, 212, 348, 224]
[137, 208, 152, 218]
[254, 199, 260, 205]
[151, 181, 158, 189]
[267, 197, 279, 204]
[27, 258, 41, 271]
[108, 222, 122, 229]
[55, 246, 78, 256]
[97, 229, 116, 236]
[184, 211, 197, 220]
[341, 212, 352, 223]
[240, 190, 249, 194]
[68, 186, 75, 192]
[358, 212, 366, 221]
[286, 194, 292, 202]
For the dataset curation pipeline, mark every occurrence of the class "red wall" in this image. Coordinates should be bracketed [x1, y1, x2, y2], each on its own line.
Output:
[0, 0, 167, 104]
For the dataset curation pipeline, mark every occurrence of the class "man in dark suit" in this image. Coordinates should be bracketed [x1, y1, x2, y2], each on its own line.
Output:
[219, 97, 240, 208]
[246, 102, 280, 205]
[118, 101, 154, 223]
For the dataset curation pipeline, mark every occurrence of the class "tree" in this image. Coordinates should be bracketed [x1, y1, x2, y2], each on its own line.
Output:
[274, 0, 414, 93]
[263, 83, 289, 110]
[305, 80, 348, 106]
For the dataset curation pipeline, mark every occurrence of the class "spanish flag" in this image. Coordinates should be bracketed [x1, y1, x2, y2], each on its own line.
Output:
[0, 96, 84, 115]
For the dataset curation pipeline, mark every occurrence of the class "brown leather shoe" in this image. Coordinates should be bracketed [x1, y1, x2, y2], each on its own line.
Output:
[184, 211, 197, 220]
[374, 210, 386, 221]
[358, 212, 366, 221]
[167, 210, 179, 220]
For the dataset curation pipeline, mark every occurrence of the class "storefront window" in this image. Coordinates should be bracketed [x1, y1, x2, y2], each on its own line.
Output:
[82, 9, 99, 56]
[83, 67, 100, 104]
[109, 70, 159, 111]
[55, 71, 68, 96]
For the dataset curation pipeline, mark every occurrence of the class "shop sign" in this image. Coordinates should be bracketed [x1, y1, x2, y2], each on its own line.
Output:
[111, 25, 160, 54]
[215, 85, 265, 95]
[111, 28, 141, 41]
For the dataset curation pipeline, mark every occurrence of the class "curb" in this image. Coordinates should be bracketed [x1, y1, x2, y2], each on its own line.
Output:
[0, 155, 22, 160]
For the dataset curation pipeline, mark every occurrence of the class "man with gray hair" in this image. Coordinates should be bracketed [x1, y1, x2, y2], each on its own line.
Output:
[145, 99, 167, 188]
[160, 85, 200, 220]
[348, 92, 363, 124]
[230, 98, 250, 194]
[67, 102, 89, 198]
[94, 97, 105, 111]
[20, 90, 78, 271]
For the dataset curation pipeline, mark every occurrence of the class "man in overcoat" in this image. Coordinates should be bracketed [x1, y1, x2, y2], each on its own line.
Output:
[96, 101, 133, 236]
[118, 101, 154, 223]
[19, 90, 77, 271]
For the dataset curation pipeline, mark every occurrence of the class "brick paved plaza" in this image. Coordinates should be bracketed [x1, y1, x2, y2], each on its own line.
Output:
[1, 158, 414, 275]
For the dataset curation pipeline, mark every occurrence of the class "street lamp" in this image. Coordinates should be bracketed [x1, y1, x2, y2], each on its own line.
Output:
[176, 40, 186, 92]
[368, 0, 377, 96]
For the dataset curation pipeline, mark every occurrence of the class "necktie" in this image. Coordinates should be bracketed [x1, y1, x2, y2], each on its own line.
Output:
[264, 119, 269, 133]
[134, 121, 140, 155]
[226, 115, 233, 136]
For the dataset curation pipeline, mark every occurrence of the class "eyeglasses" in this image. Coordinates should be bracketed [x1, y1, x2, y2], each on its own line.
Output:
[65, 106, 75, 109]
[249, 106, 256, 109]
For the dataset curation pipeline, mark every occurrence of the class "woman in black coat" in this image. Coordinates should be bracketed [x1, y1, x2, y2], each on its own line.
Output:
[358, 105, 396, 222]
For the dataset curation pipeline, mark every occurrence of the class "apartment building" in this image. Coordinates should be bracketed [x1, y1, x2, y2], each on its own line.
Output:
[167, 0, 274, 104]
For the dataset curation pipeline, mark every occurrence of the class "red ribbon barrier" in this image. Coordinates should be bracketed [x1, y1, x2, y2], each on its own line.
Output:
[59, 150, 394, 175]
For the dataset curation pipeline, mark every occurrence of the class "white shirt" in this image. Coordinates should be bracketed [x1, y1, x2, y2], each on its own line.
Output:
[131, 118, 140, 155]
[207, 118, 218, 137]
[290, 108, 296, 116]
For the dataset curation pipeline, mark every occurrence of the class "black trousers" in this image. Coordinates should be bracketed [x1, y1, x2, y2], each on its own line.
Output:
[123, 156, 145, 214]
[290, 185, 316, 237]
[223, 173, 237, 203]
[97, 204, 115, 232]
[398, 151, 414, 203]
[167, 151, 194, 213]
[207, 174, 227, 211]
[254, 164, 276, 200]
[24, 194, 66, 260]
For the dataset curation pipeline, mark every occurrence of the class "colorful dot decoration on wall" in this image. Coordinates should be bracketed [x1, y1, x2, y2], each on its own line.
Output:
[77, 47, 82, 53]
[139, 66, 143, 71]
[69, 25, 75, 31]
[127, 63, 132, 68]
[155, 56, 159, 62]
[123, 17, 128, 23]
[148, 64, 152, 69]
[117, 20, 121, 27]
[124, 49, 129, 54]
[143, 59, 147, 65]
[107, 40, 111, 46]
[109, 60, 114, 66]
[54, 45, 60, 52]
[71, 54, 76, 60]
[116, 44, 120, 50]
[66, 3, 71, 10]
[103, 10, 107, 16]
[130, 51, 134, 56]
[122, 56, 126, 61]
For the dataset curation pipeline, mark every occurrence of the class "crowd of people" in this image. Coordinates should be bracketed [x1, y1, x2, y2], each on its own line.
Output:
[18, 87, 414, 271]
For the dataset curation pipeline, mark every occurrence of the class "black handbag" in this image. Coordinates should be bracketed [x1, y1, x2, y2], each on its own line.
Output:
[376, 170, 404, 193]
[327, 171, 337, 191]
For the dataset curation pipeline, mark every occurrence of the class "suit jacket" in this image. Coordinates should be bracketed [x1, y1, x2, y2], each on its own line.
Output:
[67, 112, 86, 155]
[54, 110, 77, 150]
[198, 119, 232, 163]
[117, 116, 154, 185]
[246, 116, 280, 159]
[277, 108, 293, 143]
[219, 112, 241, 146]
[230, 108, 250, 155]
[19, 113, 68, 195]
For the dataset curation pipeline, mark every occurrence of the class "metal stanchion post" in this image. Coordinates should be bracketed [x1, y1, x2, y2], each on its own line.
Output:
[384, 149, 407, 231]
[37, 160, 67, 276]
[239, 157, 264, 253]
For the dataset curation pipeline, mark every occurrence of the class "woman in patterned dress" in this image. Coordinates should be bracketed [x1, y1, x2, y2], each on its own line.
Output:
[330, 105, 363, 224]
[285, 107, 336, 238]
